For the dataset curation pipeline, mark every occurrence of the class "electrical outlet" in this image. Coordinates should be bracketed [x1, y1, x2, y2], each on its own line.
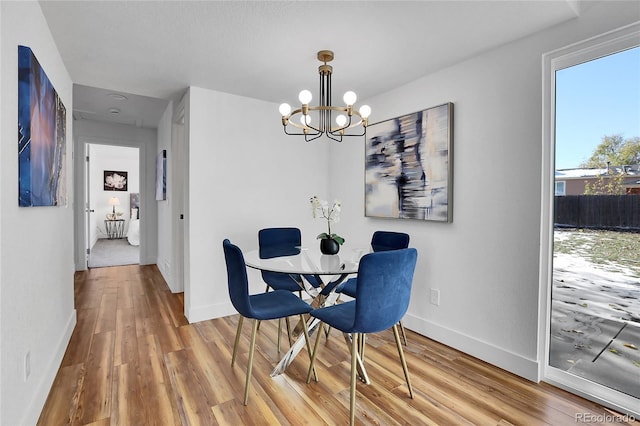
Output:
[430, 288, 440, 306]
[25, 351, 31, 381]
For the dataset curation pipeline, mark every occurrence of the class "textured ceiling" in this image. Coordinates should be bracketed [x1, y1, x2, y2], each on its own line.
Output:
[39, 1, 582, 128]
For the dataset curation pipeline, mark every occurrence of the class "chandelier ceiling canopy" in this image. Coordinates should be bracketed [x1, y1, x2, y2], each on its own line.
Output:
[278, 50, 371, 142]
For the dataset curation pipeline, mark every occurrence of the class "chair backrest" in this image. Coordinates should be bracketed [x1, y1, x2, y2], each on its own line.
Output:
[222, 239, 254, 318]
[353, 248, 417, 334]
[258, 227, 309, 290]
[371, 231, 410, 252]
[258, 227, 301, 258]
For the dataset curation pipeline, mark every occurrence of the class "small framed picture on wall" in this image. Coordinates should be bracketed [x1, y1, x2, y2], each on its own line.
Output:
[104, 170, 128, 191]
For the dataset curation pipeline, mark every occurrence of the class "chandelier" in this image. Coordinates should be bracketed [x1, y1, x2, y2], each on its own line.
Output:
[278, 50, 371, 142]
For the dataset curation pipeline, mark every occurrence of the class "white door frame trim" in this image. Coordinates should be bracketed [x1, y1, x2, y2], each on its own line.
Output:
[73, 135, 149, 270]
[539, 21, 640, 418]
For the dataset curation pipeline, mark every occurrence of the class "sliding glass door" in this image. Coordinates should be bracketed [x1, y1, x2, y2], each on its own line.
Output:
[542, 25, 640, 419]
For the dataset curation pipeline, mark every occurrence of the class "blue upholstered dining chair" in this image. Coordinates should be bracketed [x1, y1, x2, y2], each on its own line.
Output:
[258, 227, 322, 351]
[338, 231, 410, 344]
[222, 239, 315, 405]
[306, 248, 418, 425]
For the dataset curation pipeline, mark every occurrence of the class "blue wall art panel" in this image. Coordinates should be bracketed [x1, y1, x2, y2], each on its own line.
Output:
[365, 103, 453, 222]
[18, 45, 67, 207]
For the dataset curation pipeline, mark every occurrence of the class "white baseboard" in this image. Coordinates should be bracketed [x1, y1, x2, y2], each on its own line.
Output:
[22, 309, 77, 425]
[403, 313, 540, 382]
[186, 301, 236, 323]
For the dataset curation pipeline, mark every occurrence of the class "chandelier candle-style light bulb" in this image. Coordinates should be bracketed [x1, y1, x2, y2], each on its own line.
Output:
[298, 90, 312, 104]
[279, 103, 291, 116]
[278, 50, 371, 142]
[359, 105, 371, 118]
[343, 91, 357, 106]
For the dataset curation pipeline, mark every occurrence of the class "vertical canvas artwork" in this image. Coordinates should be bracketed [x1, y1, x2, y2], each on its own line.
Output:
[156, 150, 166, 201]
[365, 103, 453, 222]
[18, 45, 67, 207]
[104, 170, 128, 191]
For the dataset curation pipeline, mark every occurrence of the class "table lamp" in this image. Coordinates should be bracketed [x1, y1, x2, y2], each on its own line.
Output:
[108, 197, 120, 215]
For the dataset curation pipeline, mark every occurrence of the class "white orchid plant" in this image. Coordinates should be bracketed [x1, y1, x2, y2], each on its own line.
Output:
[310, 196, 345, 245]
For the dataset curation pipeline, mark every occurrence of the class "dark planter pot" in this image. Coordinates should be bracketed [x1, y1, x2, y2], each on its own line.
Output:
[320, 238, 340, 255]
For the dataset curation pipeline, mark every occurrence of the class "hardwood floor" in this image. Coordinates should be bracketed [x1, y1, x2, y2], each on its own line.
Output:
[38, 264, 638, 425]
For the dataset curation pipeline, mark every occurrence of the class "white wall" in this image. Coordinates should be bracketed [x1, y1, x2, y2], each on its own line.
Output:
[89, 144, 139, 243]
[329, 1, 640, 381]
[74, 120, 158, 269]
[185, 87, 329, 322]
[0, 2, 75, 424]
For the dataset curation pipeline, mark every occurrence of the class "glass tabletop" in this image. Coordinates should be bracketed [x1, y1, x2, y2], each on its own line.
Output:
[243, 245, 368, 275]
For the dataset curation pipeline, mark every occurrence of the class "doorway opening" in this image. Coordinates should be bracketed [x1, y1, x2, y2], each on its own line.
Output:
[542, 24, 640, 418]
[86, 143, 141, 268]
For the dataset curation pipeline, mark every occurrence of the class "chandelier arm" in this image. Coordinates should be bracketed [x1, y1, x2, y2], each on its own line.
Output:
[329, 127, 366, 137]
[325, 131, 343, 143]
[283, 127, 311, 136]
[305, 132, 325, 143]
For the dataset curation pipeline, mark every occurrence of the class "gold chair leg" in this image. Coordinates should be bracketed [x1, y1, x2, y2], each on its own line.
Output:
[359, 334, 366, 363]
[285, 317, 293, 346]
[350, 333, 359, 426]
[232, 316, 244, 367]
[277, 318, 282, 353]
[306, 321, 324, 383]
[299, 314, 318, 382]
[399, 320, 407, 345]
[392, 324, 413, 398]
[243, 319, 259, 405]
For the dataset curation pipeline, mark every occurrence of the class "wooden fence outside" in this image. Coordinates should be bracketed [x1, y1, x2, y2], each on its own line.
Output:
[555, 195, 640, 231]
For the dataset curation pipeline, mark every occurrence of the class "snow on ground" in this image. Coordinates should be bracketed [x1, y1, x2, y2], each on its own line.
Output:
[553, 253, 639, 326]
[550, 248, 640, 397]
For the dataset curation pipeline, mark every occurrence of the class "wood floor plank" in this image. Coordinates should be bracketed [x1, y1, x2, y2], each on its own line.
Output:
[37, 363, 85, 425]
[110, 363, 146, 425]
[113, 306, 138, 366]
[94, 292, 118, 334]
[165, 349, 218, 425]
[77, 330, 114, 424]
[38, 264, 639, 425]
[60, 307, 98, 368]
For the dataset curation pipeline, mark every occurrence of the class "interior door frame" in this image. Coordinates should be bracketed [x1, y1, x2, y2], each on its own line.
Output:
[74, 135, 150, 271]
[84, 143, 92, 268]
[539, 22, 640, 418]
[171, 99, 186, 294]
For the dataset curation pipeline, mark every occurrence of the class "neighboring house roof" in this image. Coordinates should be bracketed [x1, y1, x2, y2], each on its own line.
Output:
[624, 177, 640, 185]
[556, 165, 640, 179]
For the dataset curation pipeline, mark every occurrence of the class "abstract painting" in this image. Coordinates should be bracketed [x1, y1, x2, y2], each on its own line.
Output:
[104, 170, 128, 191]
[156, 150, 166, 200]
[18, 45, 67, 207]
[365, 103, 453, 222]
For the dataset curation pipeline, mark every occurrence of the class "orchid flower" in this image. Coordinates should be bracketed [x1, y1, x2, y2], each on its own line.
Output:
[310, 196, 345, 245]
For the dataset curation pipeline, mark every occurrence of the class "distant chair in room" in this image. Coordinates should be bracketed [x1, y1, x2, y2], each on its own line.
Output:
[306, 248, 418, 425]
[259, 227, 322, 351]
[338, 231, 411, 344]
[222, 239, 314, 405]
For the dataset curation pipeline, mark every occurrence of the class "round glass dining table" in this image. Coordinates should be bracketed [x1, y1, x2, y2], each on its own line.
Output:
[244, 245, 368, 296]
[243, 244, 371, 380]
